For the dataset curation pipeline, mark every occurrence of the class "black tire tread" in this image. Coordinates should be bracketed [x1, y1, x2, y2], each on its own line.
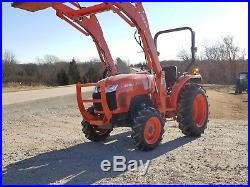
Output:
[81, 121, 111, 141]
[81, 106, 111, 142]
[177, 84, 208, 137]
[131, 107, 164, 151]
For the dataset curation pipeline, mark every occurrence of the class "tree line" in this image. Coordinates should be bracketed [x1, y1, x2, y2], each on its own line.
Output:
[2, 52, 130, 86]
[177, 35, 246, 61]
[2, 36, 247, 86]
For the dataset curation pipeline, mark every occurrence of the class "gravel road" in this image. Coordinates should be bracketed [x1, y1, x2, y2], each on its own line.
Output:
[2, 86, 248, 184]
[2, 85, 94, 105]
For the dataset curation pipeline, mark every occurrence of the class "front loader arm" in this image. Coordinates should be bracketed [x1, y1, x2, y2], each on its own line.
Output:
[11, 2, 117, 76]
[11, 2, 163, 77]
[12, 2, 61, 12]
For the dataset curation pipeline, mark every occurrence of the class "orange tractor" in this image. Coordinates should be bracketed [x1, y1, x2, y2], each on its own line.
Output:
[12, 2, 209, 151]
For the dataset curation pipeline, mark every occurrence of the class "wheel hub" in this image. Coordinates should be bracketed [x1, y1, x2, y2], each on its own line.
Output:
[143, 117, 161, 144]
[192, 94, 208, 127]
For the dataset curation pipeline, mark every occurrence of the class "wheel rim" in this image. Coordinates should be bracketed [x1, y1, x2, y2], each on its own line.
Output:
[144, 117, 161, 144]
[192, 94, 208, 127]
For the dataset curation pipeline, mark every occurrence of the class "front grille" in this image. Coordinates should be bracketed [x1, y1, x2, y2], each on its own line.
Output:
[92, 92, 102, 111]
[92, 91, 117, 111]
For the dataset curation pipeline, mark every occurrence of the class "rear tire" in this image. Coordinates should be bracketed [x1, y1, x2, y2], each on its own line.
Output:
[131, 107, 164, 151]
[177, 84, 208, 137]
[81, 106, 112, 142]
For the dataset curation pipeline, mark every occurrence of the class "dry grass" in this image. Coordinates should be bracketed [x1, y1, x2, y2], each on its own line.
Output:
[2, 82, 51, 93]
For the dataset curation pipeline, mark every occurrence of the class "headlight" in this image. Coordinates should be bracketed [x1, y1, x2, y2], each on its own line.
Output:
[105, 84, 118, 93]
[93, 86, 99, 93]
[93, 84, 118, 93]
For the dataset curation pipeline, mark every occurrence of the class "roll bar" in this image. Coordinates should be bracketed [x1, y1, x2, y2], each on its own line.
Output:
[154, 27, 197, 72]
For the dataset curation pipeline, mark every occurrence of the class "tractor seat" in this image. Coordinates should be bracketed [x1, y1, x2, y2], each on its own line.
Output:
[162, 66, 177, 88]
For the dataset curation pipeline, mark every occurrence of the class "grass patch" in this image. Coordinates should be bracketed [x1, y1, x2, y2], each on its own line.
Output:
[2, 82, 52, 93]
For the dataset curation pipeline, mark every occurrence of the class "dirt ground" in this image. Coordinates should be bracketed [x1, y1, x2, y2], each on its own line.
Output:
[2, 84, 248, 184]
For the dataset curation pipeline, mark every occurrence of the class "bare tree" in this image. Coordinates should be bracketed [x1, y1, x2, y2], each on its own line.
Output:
[204, 44, 221, 61]
[239, 49, 246, 60]
[177, 49, 191, 61]
[203, 36, 241, 62]
[44, 55, 60, 64]
[221, 36, 239, 61]
[35, 57, 44, 64]
[3, 50, 16, 64]
[2, 50, 17, 82]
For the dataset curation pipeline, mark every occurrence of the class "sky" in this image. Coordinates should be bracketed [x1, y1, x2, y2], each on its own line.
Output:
[2, 2, 248, 64]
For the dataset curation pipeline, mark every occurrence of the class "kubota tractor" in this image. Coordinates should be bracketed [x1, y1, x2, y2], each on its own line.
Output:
[12, 2, 209, 151]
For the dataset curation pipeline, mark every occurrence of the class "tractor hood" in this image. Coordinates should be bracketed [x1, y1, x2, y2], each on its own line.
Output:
[95, 73, 154, 93]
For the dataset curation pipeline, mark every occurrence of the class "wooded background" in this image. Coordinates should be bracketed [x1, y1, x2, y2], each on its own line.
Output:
[2, 36, 248, 86]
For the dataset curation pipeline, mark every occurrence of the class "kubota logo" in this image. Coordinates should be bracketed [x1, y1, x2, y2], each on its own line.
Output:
[100, 156, 150, 176]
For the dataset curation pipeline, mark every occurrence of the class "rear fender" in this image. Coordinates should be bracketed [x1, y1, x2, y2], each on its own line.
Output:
[170, 74, 202, 110]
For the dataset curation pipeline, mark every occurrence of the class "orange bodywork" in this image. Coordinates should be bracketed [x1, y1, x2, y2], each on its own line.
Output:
[77, 74, 156, 125]
[76, 73, 201, 125]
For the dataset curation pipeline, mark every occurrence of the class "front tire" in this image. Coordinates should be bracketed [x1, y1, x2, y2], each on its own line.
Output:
[82, 121, 111, 141]
[131, 107, 164, 151]
[81, 106, 112, 142]
[177, 84, 208, 137]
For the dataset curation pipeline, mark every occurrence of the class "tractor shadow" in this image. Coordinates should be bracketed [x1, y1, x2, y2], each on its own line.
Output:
[2, 132, 197, 184]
